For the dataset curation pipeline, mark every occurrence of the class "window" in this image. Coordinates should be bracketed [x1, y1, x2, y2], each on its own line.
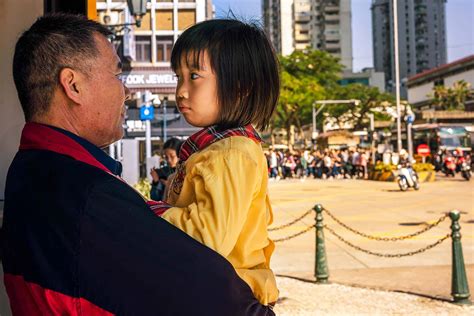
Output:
[135, 36, 151, 62]
[156, 37, 173, 62]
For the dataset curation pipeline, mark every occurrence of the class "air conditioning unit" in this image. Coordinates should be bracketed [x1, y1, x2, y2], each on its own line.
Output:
[99, 11, 121, 25]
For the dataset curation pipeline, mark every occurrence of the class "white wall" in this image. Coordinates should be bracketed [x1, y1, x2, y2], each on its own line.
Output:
[408, 82, 434, 104]
[280, 0, 294, 56]
[445, 68, 474, 87]
[0, 1, 43, 203]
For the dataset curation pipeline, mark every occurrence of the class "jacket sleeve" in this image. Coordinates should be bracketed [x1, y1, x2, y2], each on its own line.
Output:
[79, 176, 273, 316]
[162, 149, 261, 257]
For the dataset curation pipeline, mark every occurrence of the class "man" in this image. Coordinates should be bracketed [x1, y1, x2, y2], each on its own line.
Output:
[1, 13, 274, 315]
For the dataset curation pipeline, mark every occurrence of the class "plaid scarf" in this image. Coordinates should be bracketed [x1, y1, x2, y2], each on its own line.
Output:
[179, 124, 263, 162]
[150, 124, 263, 217]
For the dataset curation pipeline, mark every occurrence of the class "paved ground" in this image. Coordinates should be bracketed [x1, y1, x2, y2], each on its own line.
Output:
[0, 174, 472, 315]
[268, 173, 474, 313]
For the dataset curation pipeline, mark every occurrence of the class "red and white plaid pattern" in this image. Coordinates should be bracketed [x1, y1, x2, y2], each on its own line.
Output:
[179, 125, 263, 162]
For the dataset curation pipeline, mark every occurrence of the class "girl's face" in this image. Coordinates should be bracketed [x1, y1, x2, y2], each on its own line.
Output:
[175, 51, 220, 127]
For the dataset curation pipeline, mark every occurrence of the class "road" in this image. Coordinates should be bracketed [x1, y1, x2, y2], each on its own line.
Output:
[269, 174, 474, 301]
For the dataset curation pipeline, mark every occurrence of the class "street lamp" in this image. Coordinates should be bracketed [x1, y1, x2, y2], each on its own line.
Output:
[393, 0, 402, 153]
[103, 0, 147, 33]
[311, 99, 361, 137]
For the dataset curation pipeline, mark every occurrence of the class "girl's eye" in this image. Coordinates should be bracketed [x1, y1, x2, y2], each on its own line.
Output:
[190, 73, 200, 80]
[174, 74, 180, 80]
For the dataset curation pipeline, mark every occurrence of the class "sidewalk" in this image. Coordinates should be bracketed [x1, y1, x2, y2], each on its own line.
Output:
[274, 276, 474, 315]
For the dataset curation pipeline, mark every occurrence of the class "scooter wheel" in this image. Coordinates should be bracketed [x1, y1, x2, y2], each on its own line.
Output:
[398, 178, 408, 191]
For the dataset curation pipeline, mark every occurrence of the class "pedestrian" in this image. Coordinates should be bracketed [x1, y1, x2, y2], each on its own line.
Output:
[150, 137, 183, 200]
[2, 13, 273, 315]
[150, 19, 280, 307]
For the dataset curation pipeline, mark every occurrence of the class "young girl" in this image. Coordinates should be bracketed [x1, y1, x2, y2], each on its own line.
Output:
[151, 19, 280, 306]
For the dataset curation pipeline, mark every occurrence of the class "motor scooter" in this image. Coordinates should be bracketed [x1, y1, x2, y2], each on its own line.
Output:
[397, 163, 420, 191]
[457, 156, 471, 181]
[443, 156, 456, 177]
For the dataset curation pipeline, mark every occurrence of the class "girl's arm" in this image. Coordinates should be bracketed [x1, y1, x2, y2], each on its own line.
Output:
[161, 149, 261, 257]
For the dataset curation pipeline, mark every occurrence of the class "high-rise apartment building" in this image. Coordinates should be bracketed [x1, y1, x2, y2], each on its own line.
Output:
[263, 0, 353, 71]
[372, 0, 447, 98]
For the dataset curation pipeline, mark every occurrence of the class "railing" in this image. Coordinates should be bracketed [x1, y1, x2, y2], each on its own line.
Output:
[268, 204, 471, 305]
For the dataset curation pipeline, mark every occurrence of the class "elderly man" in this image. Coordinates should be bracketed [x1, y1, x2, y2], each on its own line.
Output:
[1, 13, 274, 315]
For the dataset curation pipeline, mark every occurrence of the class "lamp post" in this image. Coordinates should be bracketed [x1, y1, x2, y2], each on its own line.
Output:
[103, 0, 147, 34]
[393, 0, 402, 153]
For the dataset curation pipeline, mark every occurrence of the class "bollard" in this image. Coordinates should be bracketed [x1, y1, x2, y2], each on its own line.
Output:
[449, 210, 471, 305]
[314, 204, 329, 283]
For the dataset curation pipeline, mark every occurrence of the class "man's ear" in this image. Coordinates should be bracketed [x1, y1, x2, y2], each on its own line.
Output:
[58, 67, 84, 104]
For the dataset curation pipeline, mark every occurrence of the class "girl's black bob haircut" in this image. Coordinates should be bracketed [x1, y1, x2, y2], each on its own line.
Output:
[171, 19, 280, 131]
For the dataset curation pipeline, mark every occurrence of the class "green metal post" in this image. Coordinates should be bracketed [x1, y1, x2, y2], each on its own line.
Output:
[450, 210, 471, 305]
[314, 204, 329, 283]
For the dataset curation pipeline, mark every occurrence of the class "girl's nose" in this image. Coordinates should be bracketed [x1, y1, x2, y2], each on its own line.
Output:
[177, 88, 189, 100]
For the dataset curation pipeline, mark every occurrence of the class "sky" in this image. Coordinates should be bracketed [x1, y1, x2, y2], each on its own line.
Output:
[212, 0, 474, 72]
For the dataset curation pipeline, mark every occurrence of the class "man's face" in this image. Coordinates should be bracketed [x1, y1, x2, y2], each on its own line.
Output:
[81, 34, 130, 148]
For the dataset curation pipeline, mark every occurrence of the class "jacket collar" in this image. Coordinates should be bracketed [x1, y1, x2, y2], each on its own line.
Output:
[179, 124, 263, 162]
[19, 122, 121, 176]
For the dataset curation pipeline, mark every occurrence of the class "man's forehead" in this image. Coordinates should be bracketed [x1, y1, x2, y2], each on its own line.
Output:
[93, 33, 120, 65]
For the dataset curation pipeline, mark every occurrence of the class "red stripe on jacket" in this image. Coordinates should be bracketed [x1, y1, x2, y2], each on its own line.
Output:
[4, 274, 114, 316]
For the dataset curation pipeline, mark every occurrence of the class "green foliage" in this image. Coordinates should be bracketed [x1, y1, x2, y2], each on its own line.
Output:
[273, 49, 395, 138]
[430, 80, 473, 111]
[412, 163, 435, 172]
[133, 178, 151, 199]
[328, 84, 395, 130]
[274, 49, 343, 145]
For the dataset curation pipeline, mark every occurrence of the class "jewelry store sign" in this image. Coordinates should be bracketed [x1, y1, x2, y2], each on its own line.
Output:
[120, 71, 177, 88]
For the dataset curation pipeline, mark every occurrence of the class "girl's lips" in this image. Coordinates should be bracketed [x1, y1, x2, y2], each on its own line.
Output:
[178, 106, 191, 113]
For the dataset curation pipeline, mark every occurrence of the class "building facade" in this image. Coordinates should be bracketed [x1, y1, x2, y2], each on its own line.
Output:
[372, 0, 447, 98]
[263, 0, 353, 71]
[407, 54, 474, 112]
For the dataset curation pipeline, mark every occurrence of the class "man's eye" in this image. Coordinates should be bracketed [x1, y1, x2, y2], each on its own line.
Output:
[190, 73, 200, 80]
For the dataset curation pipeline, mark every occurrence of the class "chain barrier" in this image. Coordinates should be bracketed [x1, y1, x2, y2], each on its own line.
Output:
[324, 225, 451, 257]
[273, 225, 314, 243]
[322, 207, 449, 241]
[268, 209, 313, 231]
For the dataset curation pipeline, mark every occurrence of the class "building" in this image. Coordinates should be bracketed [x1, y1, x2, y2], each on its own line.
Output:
[263, 0, 353, 71]
[372, 0, 447, 98]
[340, 68, 385, 92]
[407, 54, 474, 124]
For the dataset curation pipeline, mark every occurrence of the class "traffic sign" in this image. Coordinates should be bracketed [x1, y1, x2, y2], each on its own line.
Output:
[417, 144, 430, 157]
[140, 105, 154, 121]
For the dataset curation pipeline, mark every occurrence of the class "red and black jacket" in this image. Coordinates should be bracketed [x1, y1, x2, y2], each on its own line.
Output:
[1, 123, 274, 316]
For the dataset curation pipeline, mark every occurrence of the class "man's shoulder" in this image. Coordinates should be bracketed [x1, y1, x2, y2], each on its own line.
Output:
[6, 149, 126, 201]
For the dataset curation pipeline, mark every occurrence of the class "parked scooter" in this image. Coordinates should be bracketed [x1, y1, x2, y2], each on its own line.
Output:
[397, 163, 420, 191]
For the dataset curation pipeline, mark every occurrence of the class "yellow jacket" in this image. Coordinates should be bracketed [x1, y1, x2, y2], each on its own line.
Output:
[162, 136, 278, 305]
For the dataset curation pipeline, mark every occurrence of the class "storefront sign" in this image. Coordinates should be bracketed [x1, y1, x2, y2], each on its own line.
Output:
[121, 71, 177, 88]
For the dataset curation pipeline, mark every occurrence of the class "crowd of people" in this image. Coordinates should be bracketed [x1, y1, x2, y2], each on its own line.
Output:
[265, 148, 372, 180]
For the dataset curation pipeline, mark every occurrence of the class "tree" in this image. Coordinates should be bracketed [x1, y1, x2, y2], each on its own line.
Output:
[327, 84, 394, 130]
[431, 80, 473, 111]
[273, 50, 342, 148]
